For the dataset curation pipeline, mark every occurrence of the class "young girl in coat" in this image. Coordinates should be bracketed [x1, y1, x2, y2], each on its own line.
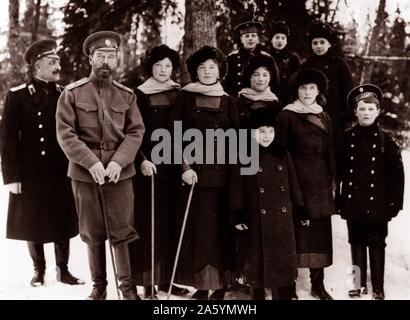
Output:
[338, 84, 404, 300]
[276, 68, 337, 300]
[132, 44, 189, 298]
[231, 107, 306, 300]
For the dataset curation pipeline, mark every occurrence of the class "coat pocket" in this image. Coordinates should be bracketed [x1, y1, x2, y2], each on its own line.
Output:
[76, 102, 98, 128]
[111, 104, 129, 128]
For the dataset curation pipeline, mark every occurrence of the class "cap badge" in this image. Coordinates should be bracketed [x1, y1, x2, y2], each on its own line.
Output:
[105, 39, 112, 46]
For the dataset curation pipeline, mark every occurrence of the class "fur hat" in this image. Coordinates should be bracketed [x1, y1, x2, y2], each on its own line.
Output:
[308, 22, 335, 43]
[142, 44, 180, 75]
[347, 84, 383, 109]
[270, 21, 290, 38]
[248, 107, 277, 129]
[289, 68, 329, 95]
[242, 54, 279, 88]
[186, 46, 227, 82]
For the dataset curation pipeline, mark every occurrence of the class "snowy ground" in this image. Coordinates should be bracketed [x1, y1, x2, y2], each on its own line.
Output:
[0, 151, 409, 300]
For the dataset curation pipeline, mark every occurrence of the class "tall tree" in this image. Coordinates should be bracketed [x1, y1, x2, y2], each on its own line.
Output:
[7, 0, 23, 87]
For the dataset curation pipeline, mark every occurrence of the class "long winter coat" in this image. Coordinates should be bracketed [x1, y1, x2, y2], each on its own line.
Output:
[301, 49, 353, 130]
[231, 145, 303, 288]
[337, 123, 404, 223]
[0, 79, 78, 242]
[132, 88, 179, 285]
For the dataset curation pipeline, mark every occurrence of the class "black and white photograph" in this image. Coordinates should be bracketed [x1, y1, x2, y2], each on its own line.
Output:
[0, 0, 409, 305]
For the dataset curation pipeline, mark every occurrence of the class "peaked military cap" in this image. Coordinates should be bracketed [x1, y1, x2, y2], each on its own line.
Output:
[82, 31, 121, 56]
[347, 84, 383, 109]
[23, 39, 59, 65]
[234, 21, 263, 36]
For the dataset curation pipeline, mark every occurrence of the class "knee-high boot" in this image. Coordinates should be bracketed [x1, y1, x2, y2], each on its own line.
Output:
[55, 240, 84, 285]
[348, 244, 368, 297]
[310, 268, 333, 300]
[114, 244, 140, 300]
[87, 244, 107, 300]
[369, 246, 385, 300]
[27, 242, 45, 287]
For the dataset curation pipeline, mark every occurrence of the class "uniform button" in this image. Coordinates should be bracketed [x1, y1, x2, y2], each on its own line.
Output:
[154, 109, 158, 112]
[258, 167, 262, 173]
[39, 124, 43, 129]
[370, 196, 374, 200]
[366, 209, 370, 213]
[281, 207, 287, 213]
[370, 183, 374, 188]
[277, 165, 283, 171]
[261, 209, 266, 214]
[374, 133, 378, 136]
[372, 157, 376, 161]
[40, 137, 45, 142]
[41, 151, 46, 156]
[350, 169, 353, 173]
[260, 187, 265, 194]
[238, 81, 242, 85]
[351, 144, 355, 148]
[214, 124, 218, 128]
[280, 186, 285, 192]
[350, 156, 354, 160]
[373, 144, 377, 148]
[371, 170, 375, 174]
[237, 63, 241, 67]
[237, 72, 241, 76]
[349, 182, 353, 186]
[348, 194, 352, 198]
[351, 132, 355, 136]
[37, 111, 42, 116]
[196, 110, 200, 113]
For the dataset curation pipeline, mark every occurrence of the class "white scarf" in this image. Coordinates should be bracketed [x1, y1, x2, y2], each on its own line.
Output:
[283, 99, 323, 114]
[238, 87, 278, 101]
[137, 77, 181, 95]
[181, 81, 228, 97]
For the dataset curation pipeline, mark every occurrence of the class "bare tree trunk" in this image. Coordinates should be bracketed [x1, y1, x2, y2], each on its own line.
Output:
[360, 0, 386, 83]
[32, 0, 41, 42]
[8, 0, 22, 86]
[181, 0, 217, 84]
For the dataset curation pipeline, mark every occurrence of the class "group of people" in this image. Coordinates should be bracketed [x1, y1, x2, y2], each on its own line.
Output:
[0, 19, 405, 301]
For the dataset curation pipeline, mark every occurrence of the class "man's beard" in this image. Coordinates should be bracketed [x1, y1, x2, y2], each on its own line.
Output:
[95, 65, 114, 78]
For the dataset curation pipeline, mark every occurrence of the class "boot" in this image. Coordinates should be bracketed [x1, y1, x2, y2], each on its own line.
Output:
[276, 284, 298, 300]
[369, 246, 385, 300]
[55, 240, 85, 285]
[310, 268, 333, 300]
[191, 290, 209, 300]
[348, 244, 368, 297]
[144, 286, 158, 299]
[27, 242, 46, 287]
[114, 244, 141, 300]
[87, 244, 107, 300]
[250, 287, 265, 300]
[209, 287, 227, 300]
[158, 283, 190, 296]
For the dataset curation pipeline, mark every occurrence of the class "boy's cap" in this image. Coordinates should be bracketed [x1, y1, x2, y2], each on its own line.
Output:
[234, 21, 263, 36]
[347, 84, 383, 109]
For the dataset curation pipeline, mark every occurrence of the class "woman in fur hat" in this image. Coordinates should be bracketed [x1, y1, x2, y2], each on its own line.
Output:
[171, 46, 239, 300]
[231, 107, 306, 300]
[267, 21, 300, 103]
[132, 44, 189, 298]
[276, 68, 337, 300]
[237, 54, 281, 128]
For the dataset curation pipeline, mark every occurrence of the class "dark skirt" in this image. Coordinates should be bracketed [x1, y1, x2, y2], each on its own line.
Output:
[347, 221, 388, 248]
[174, 185, 234, 289]
[132, 176, 178, 286]
[295, 217, 333, 268]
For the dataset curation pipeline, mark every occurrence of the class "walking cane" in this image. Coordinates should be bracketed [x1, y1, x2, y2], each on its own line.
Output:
[167, 181, 196, 300]
[150, 174, 156, 299]
[98, 183, 122, 300]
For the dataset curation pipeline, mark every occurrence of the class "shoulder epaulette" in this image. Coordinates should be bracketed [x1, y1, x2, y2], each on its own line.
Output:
[10, 83, 27, 92]
[228, 50, 239, 56]
[261, 50, 271, 56]
[56, 84, 64, 93]
[66, 78, 90, 91]
[28, 84, 36, 95]
[113, 80, 133, 94]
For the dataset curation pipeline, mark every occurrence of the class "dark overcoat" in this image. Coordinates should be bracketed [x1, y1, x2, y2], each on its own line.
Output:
[231, 145, 303, 288]
[338, 123, 404, 223]
[301, 49, 353, 130]
[224, 46, 278, 97]
[0, 79, 78, 242]
[132, 88, 179, 285]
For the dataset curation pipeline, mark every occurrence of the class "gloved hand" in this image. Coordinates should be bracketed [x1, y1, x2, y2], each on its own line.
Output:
[385, 202, 400, 220]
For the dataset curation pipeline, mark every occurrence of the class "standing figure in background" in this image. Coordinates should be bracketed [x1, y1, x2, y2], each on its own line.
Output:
[224, 21, 278, 97]
[132, 44, 189, 298]
[171, 46, 239, 300]
[56, 31, 145, 300]
[277, 68, 337, 300]
[338, 84, 404, 300]
[267, 21, 300, 103]
[301, 22, 353, 133]
[0, 39, 83, 288]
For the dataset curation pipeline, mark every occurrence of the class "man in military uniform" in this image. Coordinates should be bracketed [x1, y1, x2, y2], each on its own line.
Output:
[224, 21, 278, 97]
[56, 31, 145, 300]
[0, 39, 83, 287]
